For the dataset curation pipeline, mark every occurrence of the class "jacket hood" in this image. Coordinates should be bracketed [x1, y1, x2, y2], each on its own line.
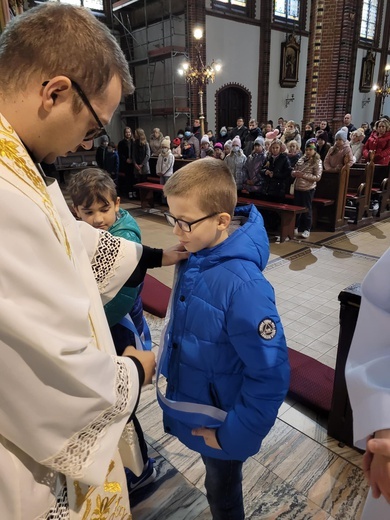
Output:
[194, 204, 269, 271]
[109, 207, 141, 241]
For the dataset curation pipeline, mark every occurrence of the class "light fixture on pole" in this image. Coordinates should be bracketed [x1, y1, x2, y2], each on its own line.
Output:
[373, 64, 390, 116]
[178, 27, 221, 136]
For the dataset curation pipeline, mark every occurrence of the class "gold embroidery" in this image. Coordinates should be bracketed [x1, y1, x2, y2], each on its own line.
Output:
[0, 116, 72, 259]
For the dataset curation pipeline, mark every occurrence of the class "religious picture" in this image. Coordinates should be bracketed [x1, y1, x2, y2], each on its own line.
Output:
[280, 34, 300, 88]
[359, 50, 376, 93]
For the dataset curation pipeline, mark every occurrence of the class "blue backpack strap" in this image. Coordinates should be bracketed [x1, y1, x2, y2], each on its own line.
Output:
[119, 314, 152, 351]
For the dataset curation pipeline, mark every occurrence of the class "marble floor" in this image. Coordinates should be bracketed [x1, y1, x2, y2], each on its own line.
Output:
[64, 183, 390, 519]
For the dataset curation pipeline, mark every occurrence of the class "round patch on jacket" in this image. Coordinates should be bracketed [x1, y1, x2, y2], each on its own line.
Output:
[258, 318, 277, 340]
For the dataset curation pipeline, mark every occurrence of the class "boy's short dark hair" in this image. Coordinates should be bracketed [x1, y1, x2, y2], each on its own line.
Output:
[67, 168, 117, 208]
[164, 158, 237, 216]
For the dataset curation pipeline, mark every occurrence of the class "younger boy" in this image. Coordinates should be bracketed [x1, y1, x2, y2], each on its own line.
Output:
[160, 158, 290, 519]
[68, 169, 156, 493]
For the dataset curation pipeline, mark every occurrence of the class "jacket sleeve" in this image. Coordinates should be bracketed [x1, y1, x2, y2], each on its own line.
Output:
[218, 279, 290, 459]
[0, 188, 140, 486]
[143, 143, 151, 166]
[324, 148, 333, 170]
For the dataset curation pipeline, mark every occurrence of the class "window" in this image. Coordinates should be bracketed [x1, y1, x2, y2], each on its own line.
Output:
[211, 0, 248, 16]
[274, 0, 300, 22]
[360, 0, 378, 41]
[48, 0, 104, 11]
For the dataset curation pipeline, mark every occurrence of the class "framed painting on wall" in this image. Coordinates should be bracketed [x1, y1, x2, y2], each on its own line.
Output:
[359, 50, 376, 93]
[280, 34, 300, 88]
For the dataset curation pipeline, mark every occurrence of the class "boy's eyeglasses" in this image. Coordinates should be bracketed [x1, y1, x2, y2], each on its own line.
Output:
[164, 212, 218, 232]
[42, 79, 107, 141]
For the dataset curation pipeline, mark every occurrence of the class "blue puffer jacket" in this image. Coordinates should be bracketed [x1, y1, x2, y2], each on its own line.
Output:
[104, 208, 142, 326]
[162, 204, 290, 461]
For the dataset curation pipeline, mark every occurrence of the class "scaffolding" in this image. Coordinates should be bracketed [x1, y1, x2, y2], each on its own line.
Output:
[112, 0, 190, 134]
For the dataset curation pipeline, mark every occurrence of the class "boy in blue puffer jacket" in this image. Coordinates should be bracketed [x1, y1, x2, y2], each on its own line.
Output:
[160, 158, 290, 520]
[68, 168, 156, 495]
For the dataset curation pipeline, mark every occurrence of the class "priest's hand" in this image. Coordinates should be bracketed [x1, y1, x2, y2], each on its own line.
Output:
[123, 346, 156, 385]
[162, 243, 190, 265]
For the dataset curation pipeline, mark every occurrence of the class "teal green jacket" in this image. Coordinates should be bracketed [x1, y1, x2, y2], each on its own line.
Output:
[104, 208, 142, 326]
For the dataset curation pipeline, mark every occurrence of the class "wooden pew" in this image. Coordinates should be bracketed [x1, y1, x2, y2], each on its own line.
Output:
[236, 196, 307, 242]
[313, 159, 350, 231]
[285, 193, 334, 229]
[135, 182, 307, 242]
[346, 157, 375, 224]
[371, 163, 390, 217]
[134, 181, 164, 208]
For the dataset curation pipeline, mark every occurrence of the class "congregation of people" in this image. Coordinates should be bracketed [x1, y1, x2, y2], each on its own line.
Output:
[97, 113, 390, 239]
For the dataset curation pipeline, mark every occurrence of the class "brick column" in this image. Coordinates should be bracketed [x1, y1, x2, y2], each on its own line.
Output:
[257, 0, 272, 125]
[303, 0, 361, 133]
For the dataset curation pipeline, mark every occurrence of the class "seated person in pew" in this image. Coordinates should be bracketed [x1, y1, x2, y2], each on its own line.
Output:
[324, 128, 354, 172]
[291, 138, 323, 239]
[160, 158, 290, 520]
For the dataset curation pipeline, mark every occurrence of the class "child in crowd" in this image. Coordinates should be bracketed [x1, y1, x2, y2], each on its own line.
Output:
[223, 139, 232, 156]
[241, 136, 267, 195]
[213, 142, 225, 160]
[160, 158, 290, 520]
[68, 169, 156, 494]
[286, 139, 302, 169]
[181, 139, 196, 159]
[172, 137, 182, 158]
[157, 136, 175, 204]
[292, 138, 323, 239]
[157, 136, 175, 185]
[200, 134, 213, 158]
[104, 141, 120, 184]
[224, 135, 247, 191]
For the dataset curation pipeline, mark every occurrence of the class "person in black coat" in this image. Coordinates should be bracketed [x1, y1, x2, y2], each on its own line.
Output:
[229, 117, 248, 142]
[243, 119, 263, 157]
[258, 140, 292, 202]
[95, 135, 109, 169]
[117, 127, 134, 197]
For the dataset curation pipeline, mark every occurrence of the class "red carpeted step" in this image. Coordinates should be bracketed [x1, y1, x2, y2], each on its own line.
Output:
[141, 274, 171, 318]
[287, 348, 335, 414]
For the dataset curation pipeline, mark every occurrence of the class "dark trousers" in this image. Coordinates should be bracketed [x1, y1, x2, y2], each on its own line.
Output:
[294, 189, 315, 232]
[201, 455, 245, 520]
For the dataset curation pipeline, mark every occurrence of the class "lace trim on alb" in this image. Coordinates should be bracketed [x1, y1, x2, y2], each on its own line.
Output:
[41, 358, 130, 479]
[91, 230, 122, 292]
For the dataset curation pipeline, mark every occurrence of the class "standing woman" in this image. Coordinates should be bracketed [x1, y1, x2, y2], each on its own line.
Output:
[133, 128, 151, 193]
[117, 126, 135, 198]
[362, 119, 390, 165]
[292, 138, 322, 239]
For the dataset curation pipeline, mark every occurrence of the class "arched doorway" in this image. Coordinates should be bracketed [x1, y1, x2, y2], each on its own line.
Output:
[216, 83, 252, 132]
